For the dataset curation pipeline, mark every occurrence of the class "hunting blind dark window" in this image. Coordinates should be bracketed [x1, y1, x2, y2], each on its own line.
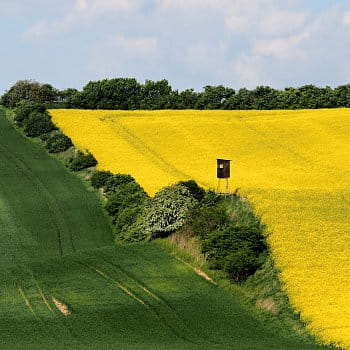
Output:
[217, 159, 231, 179]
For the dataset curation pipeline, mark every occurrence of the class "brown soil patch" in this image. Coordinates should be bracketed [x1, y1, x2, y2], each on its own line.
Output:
[256, 297, 278, 315]
[173, 254, 217, 286]
[52, 297, 70, 316]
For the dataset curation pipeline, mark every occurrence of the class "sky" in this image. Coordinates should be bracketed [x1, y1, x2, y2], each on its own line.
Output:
[1, 0, 350, 93]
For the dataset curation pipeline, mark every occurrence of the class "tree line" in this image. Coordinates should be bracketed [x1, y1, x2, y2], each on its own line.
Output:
[2, 78, 350, 110]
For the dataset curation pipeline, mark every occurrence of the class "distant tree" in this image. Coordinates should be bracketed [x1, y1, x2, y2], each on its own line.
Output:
[224, 88, 253, 109]
[171, 89, 200, 109]
[80, 78, 142, 109]
[1, 80, 57, 107]
[333, 84, 350, 107]
[140, 79, 173, 109]
[196, 85, 235, 109]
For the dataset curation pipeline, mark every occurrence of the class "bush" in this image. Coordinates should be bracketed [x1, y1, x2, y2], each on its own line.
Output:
[141, 184, 195, 239]
[23, 111, 56, 137]
[178, 180, 205, 201]
[90, 170, 113, 189]
[104, 180, 148, 243]
[114, 206, 147, 243]
[104, 182, 147, 221]
[104, 174, 136, 194]
[118, 215, 148, 243]
[183, 193, 266, 281]
[223, 245, 260, 281]
[188, 203, 229, 240]
[68, 151, 97, 171]
[14, 101, 46, 127]
[45, 133, 73, 153]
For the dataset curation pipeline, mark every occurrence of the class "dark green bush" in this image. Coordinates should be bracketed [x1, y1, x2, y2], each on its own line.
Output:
[188, 203, 229, 240]
[90, 170, 113, 189]
[183, 194, 266, 281]
[178, 180, 205, 201]
[223, 245, 260, 280]
[39, 133, 52, 142]
[14, 101, 46, 127]
[104, 181, 147, 224]
[68, 151, 97, 171]
[104, 174, 136, 194]
[23, 111, 56, 137]
[45, 133, 73, 153]
[114, 206, 147, 243]
[202, 223, 265, 268]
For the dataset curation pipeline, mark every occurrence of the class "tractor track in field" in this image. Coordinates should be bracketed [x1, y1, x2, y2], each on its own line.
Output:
[0, 141, 76, 256]
[87, 252, 222, 347]
[109, 118, 193, 181]
[72, 258, 205, 347]
[14, 267, 84, 347]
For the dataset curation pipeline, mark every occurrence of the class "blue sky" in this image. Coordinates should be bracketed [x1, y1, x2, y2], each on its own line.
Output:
[1, 0, 350, 93]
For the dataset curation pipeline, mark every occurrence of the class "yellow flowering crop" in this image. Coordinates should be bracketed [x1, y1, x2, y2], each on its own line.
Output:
[50, 108, 350, 349]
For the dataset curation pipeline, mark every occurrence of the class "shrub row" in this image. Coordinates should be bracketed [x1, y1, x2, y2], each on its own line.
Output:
[91, 173, 200, 243]
[13, 101, 96, 169]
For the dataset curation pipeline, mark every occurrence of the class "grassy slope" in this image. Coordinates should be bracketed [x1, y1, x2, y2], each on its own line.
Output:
[0, 108, 326, 349]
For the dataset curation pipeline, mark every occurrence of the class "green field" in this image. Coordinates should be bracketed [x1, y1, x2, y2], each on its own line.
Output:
[0, 108, 326, 349]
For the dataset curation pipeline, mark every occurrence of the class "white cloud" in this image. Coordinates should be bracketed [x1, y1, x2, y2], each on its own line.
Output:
[231, 54, 269, 88]
[0, 1, 27, 17]
[258, 10, 307, 36]
[22, 0, 145, 41]
[74, 0, 141, 16]
[253, 32, 309, 60]
[22, 21, 49, 41]
[343, 12, 350, 25]
[112, 35, 159, 57]
[87, 34, 160, 79]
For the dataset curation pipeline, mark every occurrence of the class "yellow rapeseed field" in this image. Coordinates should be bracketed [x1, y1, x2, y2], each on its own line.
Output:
[50, 108, 350, 349]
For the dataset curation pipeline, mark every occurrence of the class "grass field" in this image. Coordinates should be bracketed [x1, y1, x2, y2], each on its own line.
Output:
[50, 108, 350, 349]
[0, 107, 328, 349]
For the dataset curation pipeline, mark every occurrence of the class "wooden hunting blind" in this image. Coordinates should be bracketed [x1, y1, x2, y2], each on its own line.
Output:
[217, 159, 231, 179]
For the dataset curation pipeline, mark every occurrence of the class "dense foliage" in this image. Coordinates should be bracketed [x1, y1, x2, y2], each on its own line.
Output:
[90, 170, 113, 189]
[13, 101, 57, 137]
[183, 194, 267, 281]
[68, 151, 97, 171]
[93, 174, 149, 243]
[45, 133, 73, 153]
[1, 80, 57, 108]
[3, 78, 350, 110]
[60, 80, 350, 110]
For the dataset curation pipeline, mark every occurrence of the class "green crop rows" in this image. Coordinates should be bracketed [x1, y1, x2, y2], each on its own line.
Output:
[0, 109, 325, 349]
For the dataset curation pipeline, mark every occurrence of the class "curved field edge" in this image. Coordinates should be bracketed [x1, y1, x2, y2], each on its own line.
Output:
[50, 108, 350, 349]
[0, 107, 326, 349]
